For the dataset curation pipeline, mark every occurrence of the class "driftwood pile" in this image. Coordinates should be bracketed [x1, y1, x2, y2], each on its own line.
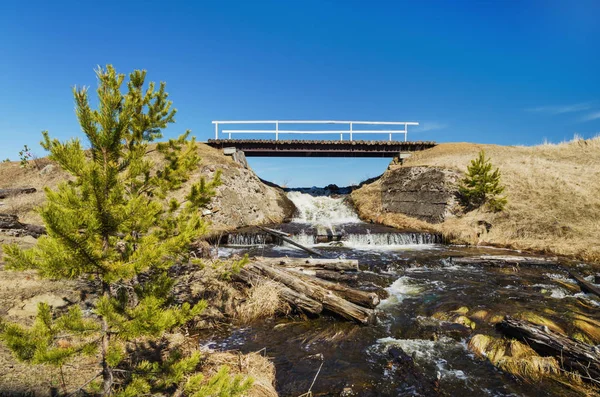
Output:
[235, 257, 379, 324]
[498, 317, 600, 383]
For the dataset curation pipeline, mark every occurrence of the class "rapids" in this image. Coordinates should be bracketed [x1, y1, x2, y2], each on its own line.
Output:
[211, 191, 600, 396]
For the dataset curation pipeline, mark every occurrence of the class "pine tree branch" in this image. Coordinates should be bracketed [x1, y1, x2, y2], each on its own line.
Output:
[65, 372, 102, 397]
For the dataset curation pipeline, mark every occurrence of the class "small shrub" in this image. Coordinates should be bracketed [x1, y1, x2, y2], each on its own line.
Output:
[18, 145, 42, 170]
[458, 150, 507, 212]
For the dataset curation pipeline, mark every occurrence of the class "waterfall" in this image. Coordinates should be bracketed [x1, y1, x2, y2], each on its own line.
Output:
[224, 191, 442, 247]
[286, 191, 361, 226]
[226, 232, 272, 246]
[343, 231, 443, 246]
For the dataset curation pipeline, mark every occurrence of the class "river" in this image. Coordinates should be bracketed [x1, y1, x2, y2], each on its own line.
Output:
[210, 191, 600, 396]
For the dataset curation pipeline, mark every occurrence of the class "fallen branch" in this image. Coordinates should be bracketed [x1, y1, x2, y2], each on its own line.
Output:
[497, 316, 600, 382]
[257, 228, 322, 257]
[257, 225, 291, 237]
[568, 270, 600, 299]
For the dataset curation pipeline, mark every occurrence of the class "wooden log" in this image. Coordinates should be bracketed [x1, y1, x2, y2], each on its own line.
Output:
[314, 269, 359, 282]
[257, 226, 291, 237]
[0, 213, 45, 238]
[451, 255, 558, 267]
[0, 187, 36, 199]
[257, 228, 322, 257]
[251, 263, 375, 324]
[497, 316, 600, 382]
[568, 270, 600, 299]
[235, 267, 323, 315]
[286, 268, 380, 308]
[253, 257, 359, 271]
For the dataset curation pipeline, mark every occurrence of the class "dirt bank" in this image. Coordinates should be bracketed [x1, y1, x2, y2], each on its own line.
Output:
[352, 137, 600, 263]
[0, 142, 295, 232]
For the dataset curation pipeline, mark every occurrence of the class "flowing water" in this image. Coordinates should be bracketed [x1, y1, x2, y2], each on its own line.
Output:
[213, 192, 600, 396]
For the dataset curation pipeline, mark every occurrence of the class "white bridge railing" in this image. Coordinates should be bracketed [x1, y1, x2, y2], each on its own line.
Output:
[212, 120, 419, 142]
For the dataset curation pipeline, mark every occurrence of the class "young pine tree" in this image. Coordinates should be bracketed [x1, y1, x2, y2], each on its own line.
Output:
[458, 150, 507, 212]
[0, 65, 252, 396]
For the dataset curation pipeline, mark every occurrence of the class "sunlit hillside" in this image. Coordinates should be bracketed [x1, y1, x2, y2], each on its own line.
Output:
[354, 137, 600, 263]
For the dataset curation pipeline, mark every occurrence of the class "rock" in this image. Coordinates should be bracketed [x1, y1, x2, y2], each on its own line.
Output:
[0, 213, 46, 238]
[389, 346, 412, 364]
[39, 164, 55, 175]
[0, 187, 36, 199]
[207, 166, 295, 231]
[8, 293, 69, 318]
[232, 150, 249, 169]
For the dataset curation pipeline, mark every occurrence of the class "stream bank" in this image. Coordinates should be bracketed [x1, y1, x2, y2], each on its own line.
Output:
[352, 140, 600, 263]
[212, 190, 600, 396]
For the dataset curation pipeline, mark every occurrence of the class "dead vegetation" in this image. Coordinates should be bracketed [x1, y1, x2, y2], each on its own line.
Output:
[236, 281, 290, 324]
[468, 334, 561, 381]
[353, 136, 600, 263]
[204, 351, 278, 397]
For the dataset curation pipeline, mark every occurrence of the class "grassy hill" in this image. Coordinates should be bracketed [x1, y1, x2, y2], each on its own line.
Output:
[0, 142, 293, 233]
[353, 137, 600, 263]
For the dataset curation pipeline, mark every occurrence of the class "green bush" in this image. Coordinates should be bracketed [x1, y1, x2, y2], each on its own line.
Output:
[458, 150, 507, 212]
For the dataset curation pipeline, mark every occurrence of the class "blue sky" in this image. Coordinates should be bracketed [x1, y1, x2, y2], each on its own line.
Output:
[1, 0, 599, 187]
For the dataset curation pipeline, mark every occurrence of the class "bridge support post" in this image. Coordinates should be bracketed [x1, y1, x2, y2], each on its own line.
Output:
[223, 147, 249, 169]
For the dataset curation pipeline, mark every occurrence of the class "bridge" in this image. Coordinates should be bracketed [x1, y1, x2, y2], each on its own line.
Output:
[206, 120, 436, 158]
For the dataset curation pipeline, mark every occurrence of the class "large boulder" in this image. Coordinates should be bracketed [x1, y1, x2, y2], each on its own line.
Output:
[199, 163, 295, 231]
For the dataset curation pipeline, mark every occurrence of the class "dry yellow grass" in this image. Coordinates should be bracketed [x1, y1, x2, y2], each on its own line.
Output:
[468, 334, 560, 381]
[0, 143, 236, 225]
[203, 351, 278, 397]
[355, 137, 600, 263]
[0, 160, 69, 224]
[237, 280, 289, 324]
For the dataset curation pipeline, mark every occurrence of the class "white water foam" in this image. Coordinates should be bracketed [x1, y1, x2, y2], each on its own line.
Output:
[379, 276, 423, 307]
[286, 191, 361, 225]
[287, 230, 316, 247]
[544, 273, 577, 284]
[376, 337, 469, 381]
[532, 283, 570, 299]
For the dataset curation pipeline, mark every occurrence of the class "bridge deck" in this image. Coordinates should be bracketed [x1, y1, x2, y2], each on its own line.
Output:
[206, 139, 436, 157]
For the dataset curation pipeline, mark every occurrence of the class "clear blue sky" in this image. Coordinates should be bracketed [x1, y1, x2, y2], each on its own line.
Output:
[1, 0, 599, 187]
